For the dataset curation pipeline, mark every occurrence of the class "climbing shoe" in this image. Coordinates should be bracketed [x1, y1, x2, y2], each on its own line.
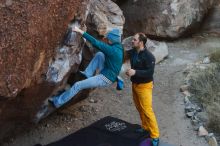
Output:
[34, 99, 56, 123]
[151, 138, 159, 146]
[79, 71, 88, 79]
[48, 97, 56, 107]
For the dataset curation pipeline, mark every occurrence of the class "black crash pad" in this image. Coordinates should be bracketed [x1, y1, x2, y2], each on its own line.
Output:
[36, 116, 174, 146]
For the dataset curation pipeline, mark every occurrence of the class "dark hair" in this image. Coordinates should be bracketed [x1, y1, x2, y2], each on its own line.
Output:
[137, 33, 147, 46]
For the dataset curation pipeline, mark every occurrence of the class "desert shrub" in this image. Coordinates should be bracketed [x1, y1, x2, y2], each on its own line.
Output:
[210, 49, 220, 63]
[188, 64, 220, 133]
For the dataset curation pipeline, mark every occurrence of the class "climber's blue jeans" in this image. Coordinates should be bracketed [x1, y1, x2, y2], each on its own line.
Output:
[51, 52, 112, 108]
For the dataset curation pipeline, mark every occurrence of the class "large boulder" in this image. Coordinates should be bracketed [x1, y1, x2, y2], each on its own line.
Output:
[0, 0, 125, 141]
[0, 0, 89, 98]
[0, 0, 89, 141]
[116, 0, 215, 38]
[87, 0, 125, 35]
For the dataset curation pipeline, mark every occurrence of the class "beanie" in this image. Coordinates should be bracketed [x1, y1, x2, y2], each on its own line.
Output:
[106, 28, 121, 43]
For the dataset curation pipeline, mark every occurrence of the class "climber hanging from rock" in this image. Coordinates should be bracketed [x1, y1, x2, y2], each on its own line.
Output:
[48, 26, 124, 108]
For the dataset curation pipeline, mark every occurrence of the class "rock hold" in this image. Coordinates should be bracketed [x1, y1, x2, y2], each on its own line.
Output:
[202, 57, 210, 64]
[89, 98, 97, 103]
[198, 126, 209, 137]
[185, 103, 195, 113]
[184, 96, 190, 104]
[182, 90, 191, 96]
[186, 111, 195, 118]
[180, 85, 189, 92]
[191, 118, 201, 129]
[207, 133, 218, 146]
[185, 102, 202, 113]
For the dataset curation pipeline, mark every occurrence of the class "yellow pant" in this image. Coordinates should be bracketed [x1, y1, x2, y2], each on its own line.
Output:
[132, 82, 160, 138]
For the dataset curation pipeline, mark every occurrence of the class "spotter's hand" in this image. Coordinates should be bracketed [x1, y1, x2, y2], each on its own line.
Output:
[126, 69, 136, 77]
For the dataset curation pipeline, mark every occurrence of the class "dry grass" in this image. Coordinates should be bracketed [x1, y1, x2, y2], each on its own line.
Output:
[210, 49, 220, 63]
[188, 54, 220, 133]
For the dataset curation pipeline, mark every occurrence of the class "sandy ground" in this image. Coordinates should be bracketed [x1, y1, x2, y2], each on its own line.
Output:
[3, 36, 220, 146]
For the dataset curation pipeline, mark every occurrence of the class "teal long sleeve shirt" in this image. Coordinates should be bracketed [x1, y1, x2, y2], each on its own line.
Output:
[82, 32, 123, 82]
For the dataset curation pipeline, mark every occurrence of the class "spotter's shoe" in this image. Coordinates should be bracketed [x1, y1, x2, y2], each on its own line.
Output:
[151, 138, 160, 146]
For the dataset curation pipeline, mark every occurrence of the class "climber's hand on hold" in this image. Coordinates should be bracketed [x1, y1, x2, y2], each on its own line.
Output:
[72, 26, 84, 34]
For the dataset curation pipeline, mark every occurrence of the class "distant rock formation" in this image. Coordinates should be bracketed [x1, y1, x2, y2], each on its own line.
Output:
[115, 0, 216, 38]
